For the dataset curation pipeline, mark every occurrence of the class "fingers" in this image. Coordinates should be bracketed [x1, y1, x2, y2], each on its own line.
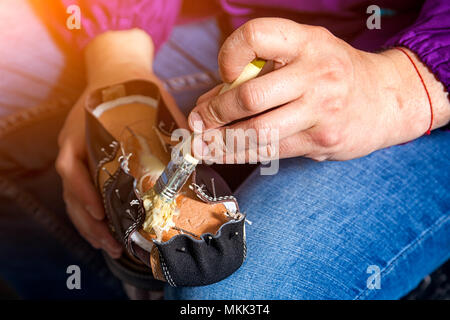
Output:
[218, 18, 311, 83]
[189, 63, 308, 131]
[194, 110, 317, 163]
[64, 192, 122, 259]
[56, 129, 121, 258]
[196, 85, 223, 105]
[276, 131, 318, 159]
[206, 129, 317, 163]
[218, 97, 316, 150]
[189, 18, 316, 131]
[56, 142, 105, 221]
[56, 93, 104, 220]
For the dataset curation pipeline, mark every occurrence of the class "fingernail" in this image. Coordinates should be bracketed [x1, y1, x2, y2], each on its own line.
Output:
[189, 112, 204, 133]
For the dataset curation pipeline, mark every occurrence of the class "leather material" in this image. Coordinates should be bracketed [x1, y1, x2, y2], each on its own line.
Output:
[103, 167, 142, 249]
[85, 111, 118, 187]
[85, 78, 246, 288]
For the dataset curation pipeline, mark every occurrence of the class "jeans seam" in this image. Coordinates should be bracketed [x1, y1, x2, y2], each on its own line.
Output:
[353, 213, 450, 300]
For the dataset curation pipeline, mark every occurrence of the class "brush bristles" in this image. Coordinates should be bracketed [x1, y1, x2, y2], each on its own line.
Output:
[142, 189, 179, 241]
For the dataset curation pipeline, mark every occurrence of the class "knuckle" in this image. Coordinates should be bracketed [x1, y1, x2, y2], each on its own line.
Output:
[218, 49, 235, 77]
[206, 98, 226, 125]
[313, 26, 333, 39]
[320, 57, 349, 81]
[309, 153, 329, 162]
[278, 140, 291, 156]
[241, 20, 261, 48]
[313, 128, 342, 147]
[238, 82, 265, 112]
[278, 134, 298, 156]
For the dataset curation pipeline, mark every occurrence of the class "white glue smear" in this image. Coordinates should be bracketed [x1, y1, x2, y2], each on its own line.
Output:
[141, 189, 179, 241]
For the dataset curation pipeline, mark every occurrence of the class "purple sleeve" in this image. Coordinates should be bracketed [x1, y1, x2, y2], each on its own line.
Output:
[384, 0, 450, 93]
[61, 0, 182, 52]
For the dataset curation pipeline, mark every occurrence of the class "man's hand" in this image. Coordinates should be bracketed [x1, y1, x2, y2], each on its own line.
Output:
[189, 18, 450, 161]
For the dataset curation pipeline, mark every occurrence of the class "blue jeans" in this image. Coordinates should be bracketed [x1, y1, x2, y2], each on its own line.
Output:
[166, 130, 450, 299]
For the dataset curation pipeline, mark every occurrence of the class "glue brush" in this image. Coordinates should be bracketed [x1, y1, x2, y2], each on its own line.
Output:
[153, 59, 266, 203]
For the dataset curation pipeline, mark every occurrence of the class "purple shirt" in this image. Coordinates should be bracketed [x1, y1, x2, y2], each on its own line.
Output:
[45, 0, 450, 93]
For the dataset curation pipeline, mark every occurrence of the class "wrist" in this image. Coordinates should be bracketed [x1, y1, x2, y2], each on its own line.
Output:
[381, 48, 450, 138]
[84, 28, 155, 88]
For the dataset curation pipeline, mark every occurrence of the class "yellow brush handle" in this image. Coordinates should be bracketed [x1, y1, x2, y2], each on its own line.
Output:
[219, 58, 266, 94]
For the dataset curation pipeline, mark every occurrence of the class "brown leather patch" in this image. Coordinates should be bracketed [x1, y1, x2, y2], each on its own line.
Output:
[150, 246, 165, 282]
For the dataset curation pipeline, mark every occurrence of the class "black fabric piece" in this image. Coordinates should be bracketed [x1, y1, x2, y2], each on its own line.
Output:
[155, 218, 246, 287]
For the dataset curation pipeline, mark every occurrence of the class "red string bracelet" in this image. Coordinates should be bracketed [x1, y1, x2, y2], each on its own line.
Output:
[395, 47, 434, 135]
